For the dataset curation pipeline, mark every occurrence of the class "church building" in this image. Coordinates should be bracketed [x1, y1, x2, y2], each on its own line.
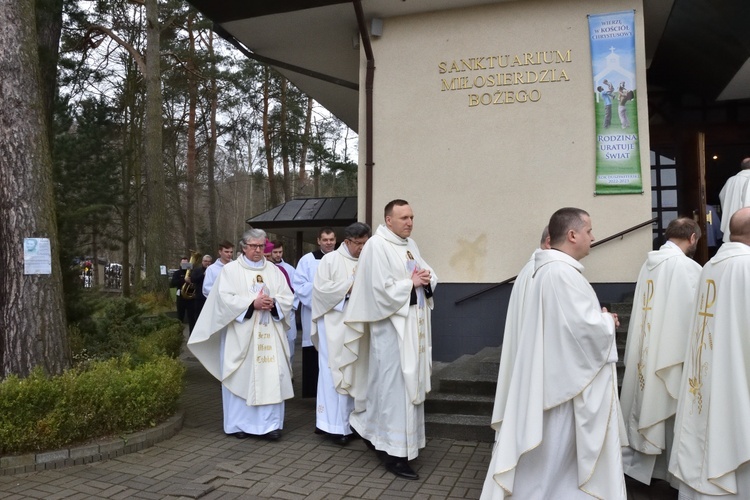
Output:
[187, 0, 750, 361]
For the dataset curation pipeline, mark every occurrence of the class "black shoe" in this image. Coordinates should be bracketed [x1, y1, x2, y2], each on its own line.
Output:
[330, 434, 350, 446]
[263, 429, 281, 441]
[314, 427, 326, 435]
[385, 460, 419, 480]
[230, 432, 250, 439]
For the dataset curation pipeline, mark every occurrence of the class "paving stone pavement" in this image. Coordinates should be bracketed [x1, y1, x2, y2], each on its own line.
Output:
[0, 331, 678, 499]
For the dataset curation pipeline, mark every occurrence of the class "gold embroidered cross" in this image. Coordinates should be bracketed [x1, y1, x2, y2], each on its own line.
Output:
[637, 280, 655, 390]
[688, 279, 716, 414]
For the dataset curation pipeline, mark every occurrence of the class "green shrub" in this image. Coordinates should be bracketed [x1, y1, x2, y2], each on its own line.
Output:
[0, 295, 187, 455]
[0, 356, 185, 455]
[132, 322, 184, 363]
[0, 369, 63, 452]
[69, 297, 183, 362]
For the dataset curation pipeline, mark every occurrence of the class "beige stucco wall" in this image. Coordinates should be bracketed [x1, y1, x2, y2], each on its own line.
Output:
[358, 0, 652, 283]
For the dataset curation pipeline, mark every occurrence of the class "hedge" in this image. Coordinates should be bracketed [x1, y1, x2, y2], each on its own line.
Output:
[0, 355, 185, 455]
[1, 297, 187, 455]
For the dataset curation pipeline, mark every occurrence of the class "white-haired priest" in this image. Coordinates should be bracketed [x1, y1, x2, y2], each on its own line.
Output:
[188, 228, 294, 441]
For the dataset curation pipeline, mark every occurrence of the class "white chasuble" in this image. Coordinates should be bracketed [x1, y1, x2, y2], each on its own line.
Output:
[490, 249, 541, 431]
[481, 249, 625, 500]
[620, 243, 701, 484]
[188, 257, 294, 406]
[344, 224, 437, 459]
[669, 242, 750, 498]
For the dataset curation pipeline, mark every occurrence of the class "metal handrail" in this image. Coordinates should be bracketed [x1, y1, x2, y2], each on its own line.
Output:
[454, 216, 657, 305]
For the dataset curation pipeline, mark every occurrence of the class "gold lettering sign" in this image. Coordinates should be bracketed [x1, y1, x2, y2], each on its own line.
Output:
[438, 49, 573, 108]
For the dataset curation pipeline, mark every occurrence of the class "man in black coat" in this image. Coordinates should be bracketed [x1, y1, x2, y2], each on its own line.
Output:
[186, 254, 212, 332]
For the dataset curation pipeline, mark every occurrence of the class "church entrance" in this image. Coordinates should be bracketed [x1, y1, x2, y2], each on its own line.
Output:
[649, 123, 750, 265]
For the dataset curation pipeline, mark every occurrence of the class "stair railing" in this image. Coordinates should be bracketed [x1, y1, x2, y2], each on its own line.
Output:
[454, 216, 657, 305]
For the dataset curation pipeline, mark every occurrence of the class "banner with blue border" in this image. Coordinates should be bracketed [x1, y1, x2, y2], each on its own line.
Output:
[589, 11, 643, 195]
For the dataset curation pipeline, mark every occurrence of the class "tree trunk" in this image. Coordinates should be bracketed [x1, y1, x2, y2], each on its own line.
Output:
[262, 68, 278, 207]
[91, 227, 100, 287]
[143, 0, 168, 296]
[120, 63, 138, 298]
[299, 96, 312, 188]
[134, 147, 143, 292]
[0, 0, 69, 377]
[206, 30, 218, 248]
[280, 77, 291, 202]
[184, 13, 197, 251]
[34, 0, 63, 148]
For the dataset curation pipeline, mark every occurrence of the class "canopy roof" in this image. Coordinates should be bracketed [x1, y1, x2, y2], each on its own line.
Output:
[187, 0, 750, 131]
[246, 196, 357, 243]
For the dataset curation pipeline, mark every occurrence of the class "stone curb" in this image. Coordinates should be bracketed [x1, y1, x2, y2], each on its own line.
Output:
[0, 411, 184, 476]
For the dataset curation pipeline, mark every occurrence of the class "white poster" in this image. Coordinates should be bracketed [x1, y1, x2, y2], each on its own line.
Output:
[24, 238, 52, 275]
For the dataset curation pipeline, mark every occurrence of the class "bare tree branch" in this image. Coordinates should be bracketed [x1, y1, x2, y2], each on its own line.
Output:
[85, 24, 146, 75]
[164, 51, 205, 80]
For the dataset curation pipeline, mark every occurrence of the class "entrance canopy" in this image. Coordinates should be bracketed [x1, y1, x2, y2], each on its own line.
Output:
[187, 0, 750, 131]
[246, 196, 357, 245]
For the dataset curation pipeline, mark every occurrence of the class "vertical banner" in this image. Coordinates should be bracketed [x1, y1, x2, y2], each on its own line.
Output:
[589, 11, 642, 195]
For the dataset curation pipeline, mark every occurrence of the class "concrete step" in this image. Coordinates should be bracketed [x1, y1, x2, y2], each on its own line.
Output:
[425, 413, 494, 442]
[477, 347, 501, 378]
[436, 372, 497, 397]
[424, 392, 495, 416]
[425, 347, 499, 442]
[433, 347, 500, 397]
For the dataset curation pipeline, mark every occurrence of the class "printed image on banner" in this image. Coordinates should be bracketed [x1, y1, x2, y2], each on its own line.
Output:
[589, 10, 642, 195]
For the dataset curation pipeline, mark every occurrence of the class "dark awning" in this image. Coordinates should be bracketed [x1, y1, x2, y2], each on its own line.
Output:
[246, 196, 357, 244]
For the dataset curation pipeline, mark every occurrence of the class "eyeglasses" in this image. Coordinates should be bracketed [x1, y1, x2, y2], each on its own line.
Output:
[346, 238, 368, 247]
[245, 244, 265, 250]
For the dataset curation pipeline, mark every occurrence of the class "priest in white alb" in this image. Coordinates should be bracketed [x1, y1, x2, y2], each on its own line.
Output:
[620, 217, 702, 485]
[311, 222, 370, 446]
[188, 228, 294, 441]
[719, 157, 750, 243]
[481, 207, 626, 500]
[669, 207, 750, 499]
[344, 199, 437, 480]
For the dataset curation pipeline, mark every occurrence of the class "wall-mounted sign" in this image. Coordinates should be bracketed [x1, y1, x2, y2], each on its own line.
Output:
[589, 10, 643, 195]
[24, 237, 52, 275]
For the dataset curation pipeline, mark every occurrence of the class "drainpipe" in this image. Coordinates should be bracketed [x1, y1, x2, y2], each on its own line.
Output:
[352, 0, 375, 228]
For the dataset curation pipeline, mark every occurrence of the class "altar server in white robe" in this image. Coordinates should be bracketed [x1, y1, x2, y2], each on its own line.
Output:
[719, 157, 750, 243]
[481, 207, 626, 500]
[344, 199, 437, 480]
[311, 222, 370, 446]
[293, 227, 336, 398]
[620, 217, 702, 485]
[202, 240, 234, 298]
[188, 228, 294, 440]
[669, 207, 750, 499]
